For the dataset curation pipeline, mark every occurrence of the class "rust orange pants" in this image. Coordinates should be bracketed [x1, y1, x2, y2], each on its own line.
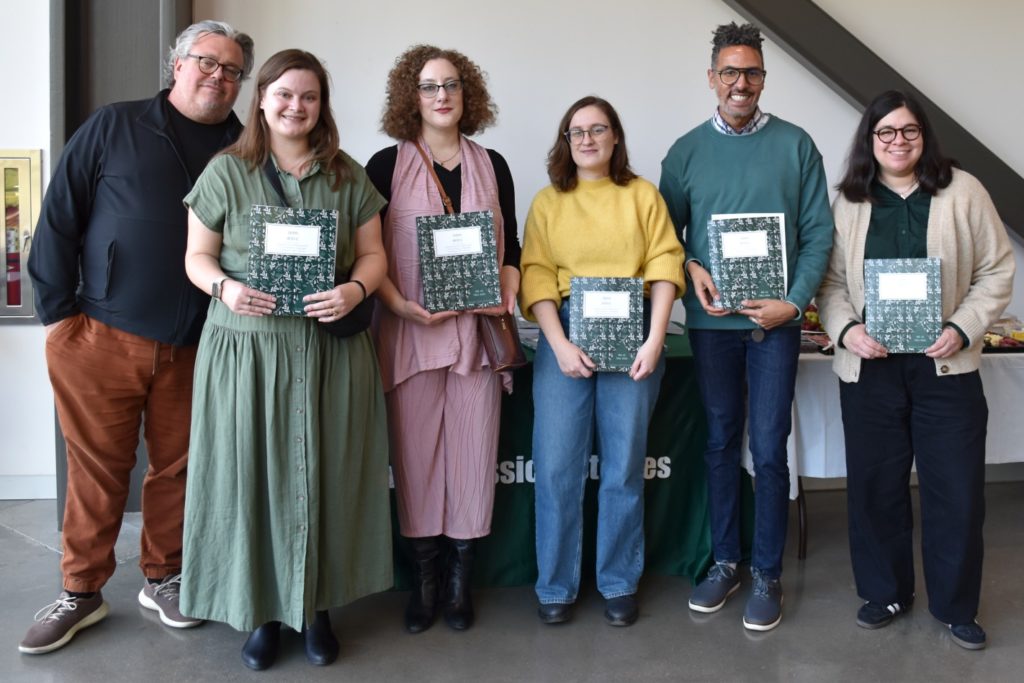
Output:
[46, 314, 196, 592]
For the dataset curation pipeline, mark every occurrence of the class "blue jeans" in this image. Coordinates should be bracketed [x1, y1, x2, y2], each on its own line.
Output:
[688, 326, 800, 579]
[533, 304, 665, 604]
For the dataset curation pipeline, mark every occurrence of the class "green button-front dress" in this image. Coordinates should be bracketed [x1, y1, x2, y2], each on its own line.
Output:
[180, 152, 393, 632]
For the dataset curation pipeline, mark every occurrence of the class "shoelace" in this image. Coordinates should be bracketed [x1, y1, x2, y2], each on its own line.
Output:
[707, 563, 734, 583]
[751, 572, 776, 598]
[33, 595, 79, 623]
[152, 575, 183, 602]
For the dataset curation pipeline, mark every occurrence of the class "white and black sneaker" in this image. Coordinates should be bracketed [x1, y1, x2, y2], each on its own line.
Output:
[856, 598, 913, 629]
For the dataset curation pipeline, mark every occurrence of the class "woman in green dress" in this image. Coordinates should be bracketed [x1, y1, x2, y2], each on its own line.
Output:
[181, 49, 393, 671]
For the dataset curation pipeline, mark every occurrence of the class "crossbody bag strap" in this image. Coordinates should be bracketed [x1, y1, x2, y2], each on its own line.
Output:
[262, 156, 290, 208]
[413, 141, 455, 215]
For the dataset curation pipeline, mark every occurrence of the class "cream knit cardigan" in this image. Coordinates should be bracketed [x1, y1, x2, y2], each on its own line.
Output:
[817, 168, 1015, 383]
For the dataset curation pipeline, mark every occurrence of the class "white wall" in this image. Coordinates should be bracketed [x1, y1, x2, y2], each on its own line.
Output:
[0, 0, 55, 498]
[195, 0, 860, 219]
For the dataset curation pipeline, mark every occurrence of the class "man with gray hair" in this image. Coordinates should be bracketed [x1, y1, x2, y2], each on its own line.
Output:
[21, 20, 254, 655]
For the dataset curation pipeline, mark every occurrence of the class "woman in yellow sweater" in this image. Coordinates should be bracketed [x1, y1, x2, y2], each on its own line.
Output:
[519, 96, 685, 627]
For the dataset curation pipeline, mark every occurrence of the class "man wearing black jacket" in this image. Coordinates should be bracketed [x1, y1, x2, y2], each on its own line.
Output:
[20, 20, 253, 655]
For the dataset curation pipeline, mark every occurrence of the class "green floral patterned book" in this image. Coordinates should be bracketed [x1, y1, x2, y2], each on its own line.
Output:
[707, 213, 787, 310]
[248, 204, 338, 316]
[865, 257, 942, 353]
[416, 210, 501, 313]
[569, 277, 644, 372]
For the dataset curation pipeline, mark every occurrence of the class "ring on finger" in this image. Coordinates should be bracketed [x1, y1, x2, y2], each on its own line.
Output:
[247, 295, 253, 305]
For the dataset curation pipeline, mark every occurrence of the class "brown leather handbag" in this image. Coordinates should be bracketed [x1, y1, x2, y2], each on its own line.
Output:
[414, 142, 527, 372]
[478, 311, 527, 371]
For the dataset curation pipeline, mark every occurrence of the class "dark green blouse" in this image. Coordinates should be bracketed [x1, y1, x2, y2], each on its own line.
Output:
[864, 181, 931, 259]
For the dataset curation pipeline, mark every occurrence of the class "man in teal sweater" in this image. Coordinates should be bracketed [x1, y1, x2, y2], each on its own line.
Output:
[659, 22, 833, 631]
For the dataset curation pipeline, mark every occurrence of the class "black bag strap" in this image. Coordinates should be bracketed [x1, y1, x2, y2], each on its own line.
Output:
[262, 156, 290, 208]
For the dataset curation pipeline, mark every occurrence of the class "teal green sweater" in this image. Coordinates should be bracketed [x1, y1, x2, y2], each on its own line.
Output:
[659, 117, 834, 329]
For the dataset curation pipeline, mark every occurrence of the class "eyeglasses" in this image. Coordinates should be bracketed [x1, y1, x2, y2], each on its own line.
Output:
[417, 80, 462, 97]
[714, 68, 766, 85]
[873, 125, 922, 143]
[185, 53, 243, 82]
[564, 125, 611, 144]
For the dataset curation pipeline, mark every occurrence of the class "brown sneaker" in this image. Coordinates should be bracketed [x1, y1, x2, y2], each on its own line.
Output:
[19, 591, 109, 654]
[138, 574, 202, 628]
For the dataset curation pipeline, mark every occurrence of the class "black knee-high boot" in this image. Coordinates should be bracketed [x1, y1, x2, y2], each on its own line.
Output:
[443, 538, 475, 630]
[241, 621, 281, 671]
[405, 536, 440, 633]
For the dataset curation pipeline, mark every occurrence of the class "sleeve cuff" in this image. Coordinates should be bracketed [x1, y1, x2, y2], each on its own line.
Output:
[837, 320, 859, 349]
[783, 299, 803, 321]
[945, 322, 970, 349]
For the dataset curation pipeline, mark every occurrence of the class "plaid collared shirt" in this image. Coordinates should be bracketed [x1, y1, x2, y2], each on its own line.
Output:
[711, 108, 770, 136]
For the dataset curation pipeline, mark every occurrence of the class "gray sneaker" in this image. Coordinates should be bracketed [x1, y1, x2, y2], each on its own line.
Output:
[743, 568, 783, 631]
[138, 574, 203, 628]
[688, 562, 740, 613]
[19, 591, 110, 654]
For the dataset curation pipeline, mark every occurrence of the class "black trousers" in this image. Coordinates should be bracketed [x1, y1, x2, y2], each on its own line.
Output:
[839, 354, 987, 624]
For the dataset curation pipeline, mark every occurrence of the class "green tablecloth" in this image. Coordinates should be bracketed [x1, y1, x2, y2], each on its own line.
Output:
[392, 334, 753, 587]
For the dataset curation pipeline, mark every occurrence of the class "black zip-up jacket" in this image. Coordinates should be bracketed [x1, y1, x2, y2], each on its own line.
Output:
[28, 89, 242, 345]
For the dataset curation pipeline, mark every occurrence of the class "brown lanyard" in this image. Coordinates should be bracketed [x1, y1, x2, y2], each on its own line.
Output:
[413, 141, 456, 215]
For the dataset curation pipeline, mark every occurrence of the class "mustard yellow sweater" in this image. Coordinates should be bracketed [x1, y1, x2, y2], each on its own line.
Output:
[519, 177, 686, 321]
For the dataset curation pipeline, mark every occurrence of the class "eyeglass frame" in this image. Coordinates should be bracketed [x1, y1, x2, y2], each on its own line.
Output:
[185, 53, 244, 82]
[563, 125, 611, 144]
[872, 125, 923, 143]
[417, 80, 463, 98]
[713, 67, 767, 86]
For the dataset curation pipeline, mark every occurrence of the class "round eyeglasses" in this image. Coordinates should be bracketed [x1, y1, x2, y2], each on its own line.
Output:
[564, 125, 610, 144]
[185, 53, 243, 82]
[714, 67, 766, 86]
[417, 80, 462, 98]
[873, 125, 922, 143]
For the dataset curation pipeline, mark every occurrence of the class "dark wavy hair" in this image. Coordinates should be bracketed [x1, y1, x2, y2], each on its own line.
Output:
[222, 49, 351, 189]
[711, 22, 763, 68]
[836, 89, 956, 203]
[379, 44, 497, 140]
[546, 96, 637, 192]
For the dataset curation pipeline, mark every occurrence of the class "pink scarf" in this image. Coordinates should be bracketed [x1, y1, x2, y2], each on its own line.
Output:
[374, 137, 506, 392]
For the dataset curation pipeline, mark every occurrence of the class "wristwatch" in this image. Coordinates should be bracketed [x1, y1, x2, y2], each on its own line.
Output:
[211, 277, 229, 300]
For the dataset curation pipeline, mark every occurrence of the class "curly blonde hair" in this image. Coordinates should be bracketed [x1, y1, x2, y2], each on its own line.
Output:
[380, 45, 498, 140]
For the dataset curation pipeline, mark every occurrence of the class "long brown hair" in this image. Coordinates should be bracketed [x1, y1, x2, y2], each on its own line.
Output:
[547, 96, 636, 192]
[222, 49, 351, 189]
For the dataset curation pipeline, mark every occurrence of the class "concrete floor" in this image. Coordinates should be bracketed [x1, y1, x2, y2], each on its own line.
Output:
[2, 484, 1022, 682]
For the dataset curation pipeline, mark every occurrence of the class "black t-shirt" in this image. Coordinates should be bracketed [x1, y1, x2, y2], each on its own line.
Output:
[365, 145, 521, 268]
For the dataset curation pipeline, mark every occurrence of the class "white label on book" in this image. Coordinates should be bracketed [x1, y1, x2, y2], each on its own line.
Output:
[264, 223, 321, 257]
[583, 291, 631, 319]
[878, 272, 928, 301]
[433, 226, 483, 257]
[721, 230, 769, 259]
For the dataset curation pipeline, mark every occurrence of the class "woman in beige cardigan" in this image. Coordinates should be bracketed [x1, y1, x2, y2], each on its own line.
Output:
[817, 90, 1014, 651]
